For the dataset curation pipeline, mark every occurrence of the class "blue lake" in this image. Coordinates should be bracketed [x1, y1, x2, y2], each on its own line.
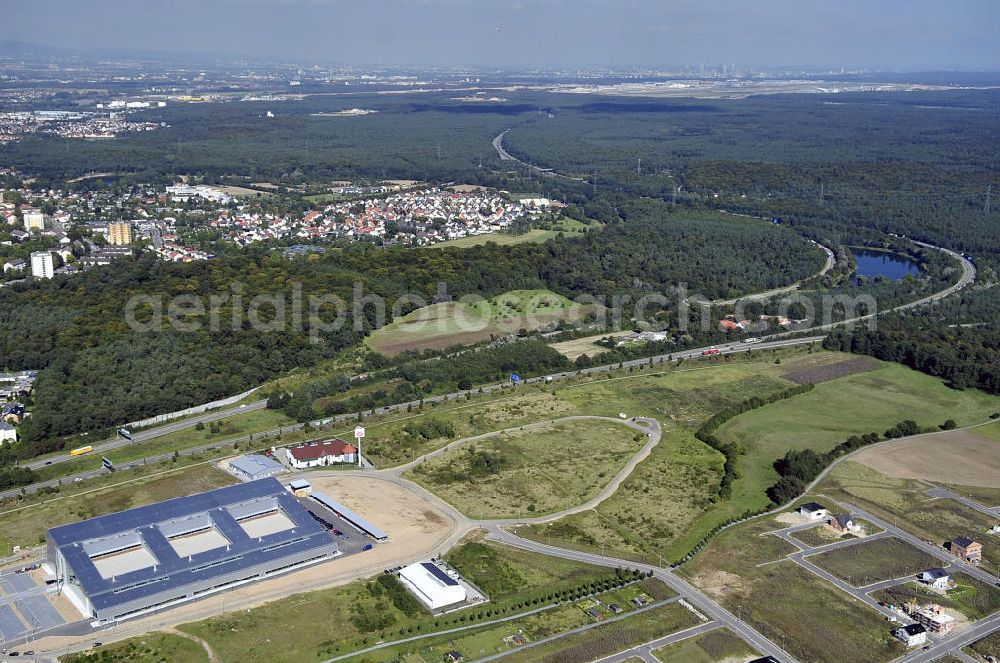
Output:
[853, 249, 920, 283]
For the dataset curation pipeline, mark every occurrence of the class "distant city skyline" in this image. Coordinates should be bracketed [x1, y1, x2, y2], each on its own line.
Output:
[5, 0, 1000, 71]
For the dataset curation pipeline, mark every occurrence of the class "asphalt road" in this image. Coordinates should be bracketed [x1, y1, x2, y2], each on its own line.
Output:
[925, 486, 1000, 518]
[23, 400, 268, 470]
[3, 335, 823, 500]
[492, 531, 799, 663]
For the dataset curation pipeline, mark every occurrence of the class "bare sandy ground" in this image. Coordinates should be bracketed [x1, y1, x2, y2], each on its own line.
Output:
[35, 476, 459, 659]
[853, 430, 1000, 487]
[549, 335, 610, 360]
[308, 475, 458, 564]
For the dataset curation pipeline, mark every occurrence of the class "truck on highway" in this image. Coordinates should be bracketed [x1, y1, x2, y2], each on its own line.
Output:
[69, 446, 94, 457]
[701, 347, 721, 356]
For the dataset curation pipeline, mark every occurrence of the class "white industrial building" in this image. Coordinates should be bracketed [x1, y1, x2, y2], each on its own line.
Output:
[398, 562, 467, 611]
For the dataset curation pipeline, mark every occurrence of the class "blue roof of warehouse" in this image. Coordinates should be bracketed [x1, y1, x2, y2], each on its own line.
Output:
[48, 478, 335, 612]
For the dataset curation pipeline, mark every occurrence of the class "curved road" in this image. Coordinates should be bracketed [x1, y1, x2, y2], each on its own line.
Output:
[7, 235, 976, 497]
[492, 129, 586, 181]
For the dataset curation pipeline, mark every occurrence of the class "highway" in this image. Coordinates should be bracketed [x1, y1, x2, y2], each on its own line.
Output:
[492, 130, 586, 181]
[2, 335, 823, 500]
[23, 400, 267, 471]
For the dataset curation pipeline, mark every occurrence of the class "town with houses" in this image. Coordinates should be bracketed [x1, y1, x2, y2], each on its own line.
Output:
[0, 109, 164, 143]
[1, 170, 559, 284]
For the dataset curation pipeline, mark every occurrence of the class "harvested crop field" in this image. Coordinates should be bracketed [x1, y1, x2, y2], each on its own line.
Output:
[853, 427, 1000, 488]
[782, 356, 878, 384]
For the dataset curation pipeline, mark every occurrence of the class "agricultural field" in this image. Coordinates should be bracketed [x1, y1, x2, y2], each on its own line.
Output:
[0, 460, 236, 556]
[653, 628, 760, 663]
[548, 333, 617, 360]
[872, 573, 1000, 620]
[780, 355, 879, 385]
[430, 217, 598, 249]
[716, 361, 1000, 523]
[61, 632, 210, 663]
[972, 420, 1000, 442]
[681, 514, 907, 663]
[365, 288, 600, 356]
[808, 537, 941, 587]
[407, 418, 645, 518]
[820, 462, 1000, 571]
[165, 540, 626, 663]
[502, 602, 702, 663]
[516, 428, 726, 564]
[851, 424, 1000, 488]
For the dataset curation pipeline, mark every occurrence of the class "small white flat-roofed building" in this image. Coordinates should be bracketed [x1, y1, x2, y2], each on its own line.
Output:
[398, 562, 467, 611]
[799, 502, 828, 520]
[0, 421, 17, 444]
[288, 479, 312, 497]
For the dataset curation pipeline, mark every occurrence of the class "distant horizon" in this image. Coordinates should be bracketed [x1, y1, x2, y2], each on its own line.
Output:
[5, 1, 999, 71]
[2, 40, 999, 76]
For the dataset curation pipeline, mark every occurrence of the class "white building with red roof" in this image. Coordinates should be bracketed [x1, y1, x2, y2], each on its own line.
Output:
[284, 438, 358, 469]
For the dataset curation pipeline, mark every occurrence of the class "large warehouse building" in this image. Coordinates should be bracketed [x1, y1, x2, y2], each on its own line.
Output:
[398, 562, 467, 611]
[46, 478, 339, 623]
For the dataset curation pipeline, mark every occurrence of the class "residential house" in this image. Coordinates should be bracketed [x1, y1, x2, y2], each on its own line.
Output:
[951, 536, 983, 565]
[799, 502, 828, 520]
[1, 403, 25, 424]
[284, 438, 358, 469]
[894, 623, 927, 647]
[445, 651, 464, 662]
[0, 421, 16, 444]
[631, 594, 649, 608]
[586, 607, 605, 621]
[828, 513, 863, 535]
[3, 258, 26, 273]
[10, 229, 29, 243]
[920, 568, 951, 590]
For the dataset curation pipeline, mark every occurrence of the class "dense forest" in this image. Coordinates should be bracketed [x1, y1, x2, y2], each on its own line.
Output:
[822, 285, 1000, 394]
[1, 86, 997, 457]
[0, 202, 821, 454]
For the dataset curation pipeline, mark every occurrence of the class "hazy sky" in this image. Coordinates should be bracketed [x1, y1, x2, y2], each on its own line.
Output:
[6, 0, 999, 70]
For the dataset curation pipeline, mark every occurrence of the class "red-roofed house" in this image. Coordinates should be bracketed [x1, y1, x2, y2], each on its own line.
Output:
[284, 438, 358, 469]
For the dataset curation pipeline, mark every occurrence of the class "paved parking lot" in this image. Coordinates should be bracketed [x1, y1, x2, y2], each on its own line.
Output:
[0, 603, 27, 640]
[0, 573, 37, 595]
[299, 498, 374, 557]
[16, 595, 65, 630]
